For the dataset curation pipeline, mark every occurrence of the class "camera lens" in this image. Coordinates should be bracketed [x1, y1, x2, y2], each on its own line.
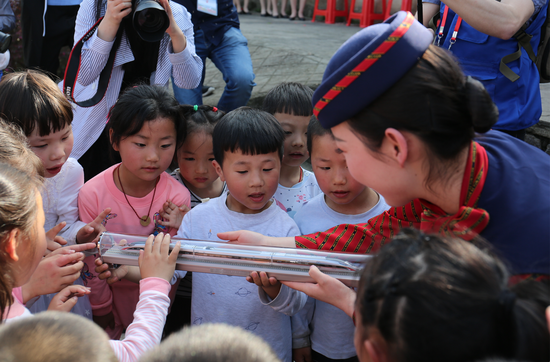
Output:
[133, 0, 169, 42]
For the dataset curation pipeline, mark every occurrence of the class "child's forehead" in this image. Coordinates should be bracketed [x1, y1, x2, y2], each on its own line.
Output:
[223, 148, 279, 163]
[311, 133, 337, 154]
[273, 112, 311, 125]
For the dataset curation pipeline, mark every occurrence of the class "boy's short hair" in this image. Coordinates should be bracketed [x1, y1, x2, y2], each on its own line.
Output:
[0, 70, 73, 137]
[262, 82, 314, 117]
[0, 311, 117, 362]
[212, 107, 285, 167]
[307, 115, 334, 155]
[140, 323, 282, 362]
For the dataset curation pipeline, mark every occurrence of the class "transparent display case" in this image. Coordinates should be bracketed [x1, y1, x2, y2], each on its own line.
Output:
[98, 232, 369, 287]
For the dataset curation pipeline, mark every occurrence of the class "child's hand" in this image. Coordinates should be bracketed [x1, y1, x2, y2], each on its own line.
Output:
[45, 222, 68, 255]
[293, 347, 312, 362]
[247, 271, 281, 300]
[76, 208, 111, 244]
[95, 257, 128, 285]
[138, 233, 181, 282]
[158, 201, 190, 229]
[47, 284, 91, 313]
[21, 250, 86, 302]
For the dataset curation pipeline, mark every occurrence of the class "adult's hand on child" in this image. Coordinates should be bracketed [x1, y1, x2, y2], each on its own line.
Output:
[247, 271, 281, 300]
[45, 221, 68, 255]
[282, 265, 356, 318]
[21, 250, 87, 303]
[47, 284, 91, 313]
[218, 230, 267, 245]
[76, 208, 111, 244]
[95, 257, 128, 285]
[94, 311, 116, 331]
[138, 232, 181, 282]
[159, 201, 190, 229]
[293, 347, 312, 362]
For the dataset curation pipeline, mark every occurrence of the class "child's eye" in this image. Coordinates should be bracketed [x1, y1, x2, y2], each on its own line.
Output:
[236, 171, 248, 174]
[284, 131, 292, 135]
[263, 168, 274, 172]
[208, 158, 215, 162]
[161, 143, 173, 149]
[320, 167, 330, 171]
[32, 144, 47, 149]
[184, 158, 195, 161]
[62, 136, 69, 141]
[135, 143, 145, 147]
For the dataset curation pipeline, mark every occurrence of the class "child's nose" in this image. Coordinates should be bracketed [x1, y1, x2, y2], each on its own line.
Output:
[334, 168, 347, 185]
[50, 144, 65, 160]
[292, 134, 305, 147]
[196, 161, 208, 174]
[145, 147, 160, 162]
[249, 170, 264, 187]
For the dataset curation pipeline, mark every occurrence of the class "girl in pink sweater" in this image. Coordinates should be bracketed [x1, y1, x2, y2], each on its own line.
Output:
[78, 85, 191, 339]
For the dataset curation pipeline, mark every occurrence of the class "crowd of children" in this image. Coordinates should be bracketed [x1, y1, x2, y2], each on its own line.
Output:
[0, 68, 547, 362]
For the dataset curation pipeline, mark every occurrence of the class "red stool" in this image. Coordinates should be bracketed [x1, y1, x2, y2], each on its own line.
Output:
[346, 0, 387, 28]
[311, 0, 350, 24]
[383, 0, 412, 19]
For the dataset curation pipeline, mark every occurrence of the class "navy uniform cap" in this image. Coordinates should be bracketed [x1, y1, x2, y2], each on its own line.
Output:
[312, 11, 434, 129]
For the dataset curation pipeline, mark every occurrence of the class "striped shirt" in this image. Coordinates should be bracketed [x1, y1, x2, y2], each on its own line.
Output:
[66, 0, 203, 160]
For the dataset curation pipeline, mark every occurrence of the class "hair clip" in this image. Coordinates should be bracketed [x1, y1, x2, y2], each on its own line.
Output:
[212, 107, 218, 112]
[193, 105, 198, 111]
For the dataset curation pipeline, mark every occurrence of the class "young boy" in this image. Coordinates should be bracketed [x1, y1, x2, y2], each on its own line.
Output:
[263, 83, 321, 218]
[291, 117, 390, 362]
[174, 108, 305, 362]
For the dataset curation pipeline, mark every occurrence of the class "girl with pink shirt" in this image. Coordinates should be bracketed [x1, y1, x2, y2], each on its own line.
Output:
[78, 85, 191, 339]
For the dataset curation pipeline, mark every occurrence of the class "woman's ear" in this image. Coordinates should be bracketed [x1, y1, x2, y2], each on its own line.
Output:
[383, 128, 408, 168]
[109, 129, 118, 152]
[212, 160, 225, 182]
[3, 229, 19, 262]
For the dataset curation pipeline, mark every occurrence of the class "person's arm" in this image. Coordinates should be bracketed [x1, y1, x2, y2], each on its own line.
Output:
[433, 0, 536, 39]
[167, 1, 203, 89]
[291, 297, 315, 359]
[74, 0, 118, 86]
[421, 1, 440, 26]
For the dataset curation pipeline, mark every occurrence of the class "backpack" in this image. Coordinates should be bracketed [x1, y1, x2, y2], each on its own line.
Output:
[512, 3, 550, 83]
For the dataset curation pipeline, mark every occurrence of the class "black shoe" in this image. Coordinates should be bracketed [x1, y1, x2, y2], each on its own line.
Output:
[261, 12, 269, 16]
[242, 10, 251, 14]
[298, 16, 306, 20]
[289, 16, 296, 20]
[202, 85, 215, 97]
[272, 14, 280, 18]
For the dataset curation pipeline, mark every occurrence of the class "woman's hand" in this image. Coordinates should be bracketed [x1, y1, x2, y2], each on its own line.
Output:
[138, 232, 181, 282]
[47, 285, 91, 313]
[98, 0, 133, 42]
[158, 0, 187, 53]
[282, 265, 356, 318]
[217, 230, 296, 248]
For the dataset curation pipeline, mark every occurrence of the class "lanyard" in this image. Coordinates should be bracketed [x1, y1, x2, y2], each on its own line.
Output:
[435, 5, 463, 50]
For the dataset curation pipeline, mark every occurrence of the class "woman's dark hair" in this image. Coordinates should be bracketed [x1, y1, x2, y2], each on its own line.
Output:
[212, 107, 285, 167]
[356, 228, 550, 362]
[180, 105, 226, 139]
[107, 85, 185, 151]
[0, 163, 39, 322]
[307, 115, 333, 155]
[262, 82, 314, 117]
[348, 45, 498, 188]
[0, 70, 73, 137]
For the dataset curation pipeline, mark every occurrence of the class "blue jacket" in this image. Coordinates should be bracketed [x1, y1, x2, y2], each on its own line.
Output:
[438, 2, 548, 131]
[476, 131, 550, 275]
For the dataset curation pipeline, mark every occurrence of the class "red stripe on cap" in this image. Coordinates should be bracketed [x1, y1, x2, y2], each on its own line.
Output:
[313, 12, 415, 118]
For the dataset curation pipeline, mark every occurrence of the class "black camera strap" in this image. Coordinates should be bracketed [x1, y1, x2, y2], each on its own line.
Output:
[64, 17, 124, 107]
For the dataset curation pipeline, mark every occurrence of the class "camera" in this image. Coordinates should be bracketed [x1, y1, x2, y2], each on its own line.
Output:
[132, 0, 169, 42]
[0, 31, 11, 54]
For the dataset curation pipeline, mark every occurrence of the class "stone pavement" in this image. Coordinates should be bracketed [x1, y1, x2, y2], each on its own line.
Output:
[200, 13, 550, 128]
[201, 14, 360, 107]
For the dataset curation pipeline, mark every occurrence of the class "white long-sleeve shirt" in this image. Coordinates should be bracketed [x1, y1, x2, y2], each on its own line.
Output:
[66, 0, 203, 160]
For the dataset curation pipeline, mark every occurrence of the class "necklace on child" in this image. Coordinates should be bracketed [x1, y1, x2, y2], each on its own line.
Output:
[299, 168, 303, 183]
[116, 166, 159, 227]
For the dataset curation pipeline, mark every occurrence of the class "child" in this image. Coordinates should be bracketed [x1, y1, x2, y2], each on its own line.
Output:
[173, 108, 305, 362]
[140, 323, 282, 362]
[291, 117, 390, 362]
[263, 83, 321, 218]
[0, 70, 109, 318]
[78, 85, 191, 339]
[160, 104, 226, 335]
[0, 232, 185, 362]
[0, 163, 90, 322]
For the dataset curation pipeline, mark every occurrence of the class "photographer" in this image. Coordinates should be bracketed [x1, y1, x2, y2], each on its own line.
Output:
[66, 0, 202, 180]
[421, 0, 547, 141]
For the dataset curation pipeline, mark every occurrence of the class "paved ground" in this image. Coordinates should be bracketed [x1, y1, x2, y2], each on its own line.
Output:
[201, 13, 550, 124]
